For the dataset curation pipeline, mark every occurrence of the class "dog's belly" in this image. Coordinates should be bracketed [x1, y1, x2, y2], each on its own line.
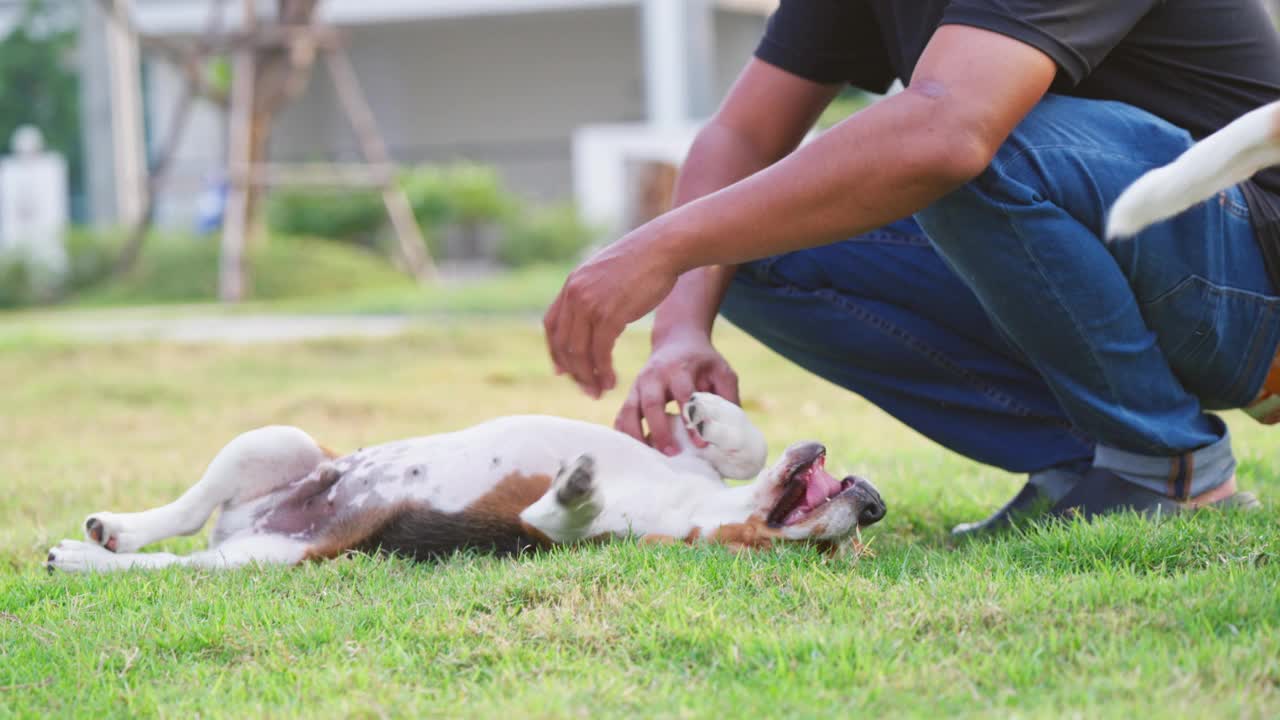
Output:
[242, 415, 700, 556]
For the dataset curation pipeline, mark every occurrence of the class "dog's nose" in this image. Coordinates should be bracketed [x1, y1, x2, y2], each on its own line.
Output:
[859, 499, 886, 526]
[850, 477, 886, 526]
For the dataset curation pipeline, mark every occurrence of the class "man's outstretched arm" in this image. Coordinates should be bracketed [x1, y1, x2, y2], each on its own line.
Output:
[615, 59, 839, 450]
[545, 25, 1056, 397]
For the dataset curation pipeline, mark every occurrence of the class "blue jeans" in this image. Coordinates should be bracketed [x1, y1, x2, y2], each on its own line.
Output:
[721, 95, 1280, 496]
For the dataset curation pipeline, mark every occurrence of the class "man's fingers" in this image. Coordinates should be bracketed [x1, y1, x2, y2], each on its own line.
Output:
[590, 322, 621, 394]
[615, 388, 645, 441]
[711, 366, 741, 405]
[669, 374, 695, 408]
[556, 299, 596, 395]
[542, 294, 567, 375]
[638, 381, 675, 454]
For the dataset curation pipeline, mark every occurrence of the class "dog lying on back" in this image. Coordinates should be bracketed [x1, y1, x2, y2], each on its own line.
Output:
[45, 393, 886, 572]
[1108, 100, 1280, 238]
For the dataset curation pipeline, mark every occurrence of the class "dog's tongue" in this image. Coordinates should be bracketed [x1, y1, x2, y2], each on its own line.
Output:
[803, 462, 843, 509]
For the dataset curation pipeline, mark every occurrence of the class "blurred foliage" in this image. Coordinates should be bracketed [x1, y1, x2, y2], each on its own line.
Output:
[0, 229, 116, 308]
[266, 188, 387, 246]
[0, 232, 410, 309]
[206, 56, 233, 98]
[497, 204, 597, 268]
[427, 164, 515, 224]
[83, 234, 410, 306]
[816, 89, 874, 130]
[267, 162, 597, 267]
[0, 0, 81, 191]
[4, 162, 597, 308]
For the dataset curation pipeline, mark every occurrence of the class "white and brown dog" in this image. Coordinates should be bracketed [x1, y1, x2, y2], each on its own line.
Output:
[45, 393, 886, 572]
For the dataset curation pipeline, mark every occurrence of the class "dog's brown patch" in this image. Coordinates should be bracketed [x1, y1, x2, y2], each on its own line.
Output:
[466, 472, 556, 547]
[708, 516, 782, 551]
[469, 472, 554, 522]
[639, 527, 704, 546]
[288, 470, 557, 562]
[304, 502, 412, 561]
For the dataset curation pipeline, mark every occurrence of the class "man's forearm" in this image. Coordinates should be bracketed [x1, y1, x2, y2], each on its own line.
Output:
[651, 84, 992, 275]
[652, 123, 791, 342]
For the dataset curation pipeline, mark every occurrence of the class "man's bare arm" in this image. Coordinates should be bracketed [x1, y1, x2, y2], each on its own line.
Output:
[614, 61, 838, 449]
[648, 26, 1057, 273]
[654, 60, 840, 343]
[546, 25, 1057, 397]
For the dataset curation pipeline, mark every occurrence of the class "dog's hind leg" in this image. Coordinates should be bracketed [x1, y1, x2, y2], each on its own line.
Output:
[47, 534, 308, 573]
[519, 454, 603, 543]
[84, 426, 331, 553]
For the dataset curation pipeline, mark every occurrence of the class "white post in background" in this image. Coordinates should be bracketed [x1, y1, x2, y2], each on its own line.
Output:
[642, 0, 714, 128]
[103, 0, 148, 226]
[0, 126, 70, 292]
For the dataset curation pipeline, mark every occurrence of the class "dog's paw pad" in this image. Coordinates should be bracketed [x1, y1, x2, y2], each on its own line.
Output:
[684, 400, 701, 426]
[556, 455, 596, 507]
[84, 514, 123, 552]
[681, 392, 768, 481]
[682, 392, 743, 430]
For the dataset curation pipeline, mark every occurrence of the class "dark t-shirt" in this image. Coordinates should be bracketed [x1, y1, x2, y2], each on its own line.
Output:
[754, 0, 1280, 280]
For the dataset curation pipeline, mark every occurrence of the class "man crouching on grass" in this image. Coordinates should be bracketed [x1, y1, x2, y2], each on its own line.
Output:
[543, 0, 1277, 533]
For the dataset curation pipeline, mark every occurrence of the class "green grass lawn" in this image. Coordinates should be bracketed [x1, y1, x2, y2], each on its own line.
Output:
[2, 321, 1277, 718]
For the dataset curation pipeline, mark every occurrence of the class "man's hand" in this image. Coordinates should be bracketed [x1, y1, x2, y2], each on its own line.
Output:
[543, 225, 681, 398]
[614, 330, 740, 455]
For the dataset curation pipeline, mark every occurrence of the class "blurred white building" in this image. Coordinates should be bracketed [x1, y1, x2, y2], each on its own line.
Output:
[73, 0, 776, 231]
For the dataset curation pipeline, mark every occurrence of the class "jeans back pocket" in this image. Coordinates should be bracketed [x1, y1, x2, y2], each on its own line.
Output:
[1140, 274, 1280, 409]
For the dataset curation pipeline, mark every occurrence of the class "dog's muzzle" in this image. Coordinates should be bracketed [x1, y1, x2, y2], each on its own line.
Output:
[845, 477, 887, 527]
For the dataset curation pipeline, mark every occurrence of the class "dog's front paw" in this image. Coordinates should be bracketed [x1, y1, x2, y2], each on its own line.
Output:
[47, 539, 120, 573]
[83, 513, 139, 553]
[682, 393, 768, 479]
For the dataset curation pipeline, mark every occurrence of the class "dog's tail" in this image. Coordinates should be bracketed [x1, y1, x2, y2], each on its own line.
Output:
[1107, 101, 1280, 239]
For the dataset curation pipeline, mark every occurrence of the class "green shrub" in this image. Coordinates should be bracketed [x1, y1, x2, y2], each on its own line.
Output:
[64, 228, 118, 289]
[0, 229, 117, 308]
[498, 204, 597, 268]
[441, 164, 515, 224]
[266, 188, 385, 245]
[400, 165, 453, 228]
[0, 258, 33, 309]
[262, 162, 599, 268]
[64, 233, 410, 307]
[268, 163, 522, 260]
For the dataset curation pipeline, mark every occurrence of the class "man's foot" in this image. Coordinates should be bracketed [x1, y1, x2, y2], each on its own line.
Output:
[1048, 468, 1261, 520]
[952, 467, 1080, 537]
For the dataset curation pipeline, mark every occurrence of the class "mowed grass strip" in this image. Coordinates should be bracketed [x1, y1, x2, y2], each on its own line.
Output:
[1, 321, 1277, 718]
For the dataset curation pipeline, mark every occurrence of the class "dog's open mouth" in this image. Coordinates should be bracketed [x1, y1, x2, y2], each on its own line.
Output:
[765, 447, 855, 527]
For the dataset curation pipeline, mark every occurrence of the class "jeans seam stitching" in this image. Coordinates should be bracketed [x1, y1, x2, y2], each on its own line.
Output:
[992, 145, 1168, 178]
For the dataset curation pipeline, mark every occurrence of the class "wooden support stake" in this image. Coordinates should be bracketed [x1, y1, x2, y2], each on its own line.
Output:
[324, 47, 435, 282]
[220, 40, 257, 302]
